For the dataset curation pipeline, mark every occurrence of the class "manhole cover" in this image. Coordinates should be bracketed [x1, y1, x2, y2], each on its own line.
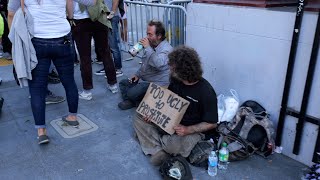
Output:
[50, 114, 98, 138]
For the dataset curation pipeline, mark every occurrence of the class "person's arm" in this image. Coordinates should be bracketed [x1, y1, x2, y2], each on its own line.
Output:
[7, 11, 14, 29]
[107, 0, 119, 19]
[141, 40, 171, 70]
[174, 83, 219, 136]
[174, 122, 216, 136]
[66, 0, 74, 19]
[7, 0, 21, 29]
[111, 0, 119, 12]
[147, 49, 170, 69]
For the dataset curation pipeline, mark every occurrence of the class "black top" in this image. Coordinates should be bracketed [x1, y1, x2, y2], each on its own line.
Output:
[168, 77, 218, 126]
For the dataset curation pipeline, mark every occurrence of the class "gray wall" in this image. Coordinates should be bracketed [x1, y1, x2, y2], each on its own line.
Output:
[186, 3, 319, 166]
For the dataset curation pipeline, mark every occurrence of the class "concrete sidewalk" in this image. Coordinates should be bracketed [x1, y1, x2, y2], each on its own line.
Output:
[0, 53, 306, 180]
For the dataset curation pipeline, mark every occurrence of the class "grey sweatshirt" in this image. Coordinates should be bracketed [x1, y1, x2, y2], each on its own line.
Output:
[8, 8, 37, 87]
[136, 40, 172, 86]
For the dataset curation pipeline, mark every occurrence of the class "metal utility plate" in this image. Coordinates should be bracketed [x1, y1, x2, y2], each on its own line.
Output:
[50, 114, 98, 138]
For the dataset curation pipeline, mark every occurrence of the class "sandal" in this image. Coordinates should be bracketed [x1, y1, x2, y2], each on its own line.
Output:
[62, 116, 79, 127]
[38, 135, 50, 145]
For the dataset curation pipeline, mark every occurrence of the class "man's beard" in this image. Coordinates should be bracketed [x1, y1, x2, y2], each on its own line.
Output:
[170, 72, 183, 82]
[150, 39, 161, 48]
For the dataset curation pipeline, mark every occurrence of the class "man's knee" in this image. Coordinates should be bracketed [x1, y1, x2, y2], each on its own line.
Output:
[133, 113, 146, 130]
[161, 133, 203, 157]
[127, 84, 147, 102]
[119, 79, 130, 92]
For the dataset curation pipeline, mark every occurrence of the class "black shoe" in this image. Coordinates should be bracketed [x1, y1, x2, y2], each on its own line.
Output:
[38, 135, 50, 145]
[94, 68, 105, 75]
[118, 100, 135, 110]
[49, 70, 59, 78]
[48, 70, 61, 84]
[45, 91, 65, 105]
[62, 116, 79, 127]
[0, 97, 4, 114]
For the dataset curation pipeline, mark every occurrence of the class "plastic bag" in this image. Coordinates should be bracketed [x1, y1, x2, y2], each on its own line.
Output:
[217, 94, 225, 122]
[218, 89, 240, 123]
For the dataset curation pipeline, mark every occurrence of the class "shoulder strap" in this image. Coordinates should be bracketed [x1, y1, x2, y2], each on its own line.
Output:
[21, 0, 25, 13]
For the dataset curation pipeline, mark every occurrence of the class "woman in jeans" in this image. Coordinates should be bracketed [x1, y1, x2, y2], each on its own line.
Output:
[8, 0, 95, 144]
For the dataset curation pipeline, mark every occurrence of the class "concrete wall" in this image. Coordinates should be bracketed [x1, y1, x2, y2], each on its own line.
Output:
[186, 3, 319, 166]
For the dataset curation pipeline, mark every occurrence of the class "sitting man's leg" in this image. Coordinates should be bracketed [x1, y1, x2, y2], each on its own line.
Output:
[118, 79, 149, 110]
[134, 113, 203, 166]
[127, 82, 149, 105]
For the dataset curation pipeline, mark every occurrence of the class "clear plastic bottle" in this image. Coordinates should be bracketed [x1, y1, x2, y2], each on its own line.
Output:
[128, 42, 143, 57]
[208, 150, 218, 176]
[218, 142, 229, 170]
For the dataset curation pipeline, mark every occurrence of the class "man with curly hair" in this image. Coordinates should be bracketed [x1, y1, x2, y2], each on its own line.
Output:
[133, 46, 218, 166]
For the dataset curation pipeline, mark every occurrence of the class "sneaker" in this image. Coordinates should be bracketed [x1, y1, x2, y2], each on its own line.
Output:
[38, 135, 50, 145]
[108, 84, 118, 94]
[95, 68, 105, 76]
[2, 52, 12, 60]
[79, 91, 93, 100]
[95, 61, 103, 65]
[45, 92, 65, 105]
[74, 60, 80, 67]
[118, 100, 135, 110]
[116, 69, 124, 77]
[92, 58, 103, 65]
[104, 70, 124, 79]
[150, 150, 170, 166]
[0, 97, 4, 114]
[48, 76, 61, 84]
[62, 116, 79, 127]
[48, 70, 61, 84]
[49, 70, 59, 78]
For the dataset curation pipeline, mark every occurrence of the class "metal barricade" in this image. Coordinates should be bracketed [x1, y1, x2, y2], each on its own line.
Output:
[122, 0, 188, 58]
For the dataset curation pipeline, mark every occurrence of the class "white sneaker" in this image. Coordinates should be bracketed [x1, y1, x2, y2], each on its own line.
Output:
[104, 70, 124, 79]
[95, 68, 105, 76]
[108, 84, 118, 94]
[79, 91, 92, 100]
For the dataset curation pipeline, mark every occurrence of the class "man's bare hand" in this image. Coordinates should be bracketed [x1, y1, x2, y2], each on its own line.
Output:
[129, 75, 139, 83]
[173, 125, 191, 136]
[143, 115, 152, 123]
[139, 38, 150, 48]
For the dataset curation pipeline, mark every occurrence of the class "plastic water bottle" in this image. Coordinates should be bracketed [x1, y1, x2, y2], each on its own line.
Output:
[208, 150, 218, 176]
[218, 142, 229, 170]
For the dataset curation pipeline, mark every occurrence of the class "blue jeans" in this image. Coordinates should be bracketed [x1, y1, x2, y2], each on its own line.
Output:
[29, 33, 79, 128]
[119, 78, 149, 104]
[108, 16, 122, 70]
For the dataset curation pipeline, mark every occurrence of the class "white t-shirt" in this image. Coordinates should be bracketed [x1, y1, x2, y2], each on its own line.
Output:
[73, 2, 89, 20]
[8, 0, 70, 39]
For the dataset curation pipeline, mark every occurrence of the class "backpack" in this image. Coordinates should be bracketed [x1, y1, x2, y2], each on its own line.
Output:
[187, 140, 216, 167]
[217, 100, 275, 161]
[159, 156, 193, 180]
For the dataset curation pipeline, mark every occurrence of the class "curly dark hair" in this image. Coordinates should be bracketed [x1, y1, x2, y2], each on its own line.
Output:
[148, 20, 166, 41]
[168, 46, 203, 83]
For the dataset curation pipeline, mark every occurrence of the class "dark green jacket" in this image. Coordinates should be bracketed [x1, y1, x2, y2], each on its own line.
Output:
[80, 0, 112, 29]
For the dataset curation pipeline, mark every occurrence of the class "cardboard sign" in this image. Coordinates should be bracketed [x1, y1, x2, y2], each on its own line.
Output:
[136, 83, 190, 135]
